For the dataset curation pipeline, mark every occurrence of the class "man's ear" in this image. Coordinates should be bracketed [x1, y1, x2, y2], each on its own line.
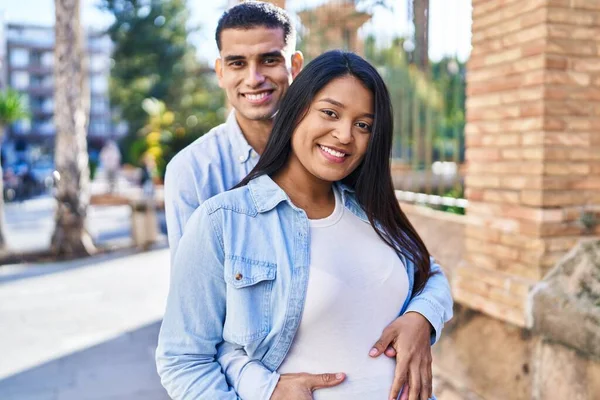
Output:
[215, 58, 224, 88]
[290, 51, 304, 79]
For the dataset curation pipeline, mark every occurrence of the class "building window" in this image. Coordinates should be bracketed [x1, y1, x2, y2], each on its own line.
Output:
[12, 119, 31, 135]
[42, 98, 54, 113]
[34, 119, 55, 135]
[9, 48, 29, 67]
[31, 75, 43, 88]
[11, 71, 29, 89]
[41, 52, 54, 67]
[42, 76, 54, 88]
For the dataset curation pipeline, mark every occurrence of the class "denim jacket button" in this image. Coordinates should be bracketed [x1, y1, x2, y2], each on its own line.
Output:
[235, 273, 243, 281]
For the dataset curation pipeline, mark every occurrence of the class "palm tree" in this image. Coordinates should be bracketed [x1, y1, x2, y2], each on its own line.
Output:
[52, 0, 95, 256]
[0, 89, 29, 250]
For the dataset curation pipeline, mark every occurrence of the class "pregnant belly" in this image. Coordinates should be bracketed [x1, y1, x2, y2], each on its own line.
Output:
[281, 354, 397, 400]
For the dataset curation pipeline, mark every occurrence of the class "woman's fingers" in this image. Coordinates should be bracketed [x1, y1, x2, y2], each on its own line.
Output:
[388, 357, 408, 400]
[370, 326, 396, 357]
[408, 367, 421, 400]
[422, 357, 433, 399]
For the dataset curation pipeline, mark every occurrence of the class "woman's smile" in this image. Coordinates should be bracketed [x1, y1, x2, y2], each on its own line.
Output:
[318, 144, 349, 164]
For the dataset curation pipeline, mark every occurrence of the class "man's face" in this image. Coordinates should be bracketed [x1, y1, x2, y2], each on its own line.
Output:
[215, 26, 301, 124]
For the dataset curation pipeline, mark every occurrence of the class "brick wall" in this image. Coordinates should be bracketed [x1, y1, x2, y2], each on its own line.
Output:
[461, 0, 600, 327]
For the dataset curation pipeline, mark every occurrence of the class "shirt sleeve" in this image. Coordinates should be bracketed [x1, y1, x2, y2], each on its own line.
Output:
[164, 155, 210, 265]
[165, 170, 279, 400]
[404, 257, 454, 345]
[157, 206, 243, 399]
[217, 341, 281, 400]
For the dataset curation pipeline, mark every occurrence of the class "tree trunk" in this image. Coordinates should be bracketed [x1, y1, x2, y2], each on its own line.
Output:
[413, 0, 429, 71]
[52, 0, 95, 256]
[0, 127, 5, 250]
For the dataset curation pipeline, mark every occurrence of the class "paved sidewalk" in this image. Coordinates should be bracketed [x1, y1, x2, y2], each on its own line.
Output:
[0, 248, 171, 399]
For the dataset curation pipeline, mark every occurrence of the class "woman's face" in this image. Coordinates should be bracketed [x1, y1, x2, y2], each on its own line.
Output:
[288, 75, 374, 184]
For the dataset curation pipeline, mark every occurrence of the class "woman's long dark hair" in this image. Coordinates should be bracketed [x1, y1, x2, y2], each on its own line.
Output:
[237, 50, 433, 294]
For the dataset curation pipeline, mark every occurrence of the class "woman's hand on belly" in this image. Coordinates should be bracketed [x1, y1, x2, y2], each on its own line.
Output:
[368, 312, 433, 400]
[271, 372, 346, 400]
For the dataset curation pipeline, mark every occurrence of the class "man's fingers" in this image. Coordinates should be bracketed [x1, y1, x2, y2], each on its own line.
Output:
[408, 368, 421, 400]
[370, 326, 396, 357]
[385, 346, 397, 358]
[388, 359, 408, 400]
[306, 372, 345, 391]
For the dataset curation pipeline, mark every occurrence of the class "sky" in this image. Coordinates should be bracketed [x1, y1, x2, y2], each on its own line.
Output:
[0, 0, 472, 63]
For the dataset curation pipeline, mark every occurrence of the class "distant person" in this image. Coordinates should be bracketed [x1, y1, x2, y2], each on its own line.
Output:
[99, 140, 121, 194]
[140, 153, 156, 199]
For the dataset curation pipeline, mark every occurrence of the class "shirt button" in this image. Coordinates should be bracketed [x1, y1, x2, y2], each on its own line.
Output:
[238, 155, 245, 162]
[235, 273, 243, 281]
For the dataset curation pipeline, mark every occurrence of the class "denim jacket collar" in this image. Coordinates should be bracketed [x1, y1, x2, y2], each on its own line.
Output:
[247, 174, 365, 222]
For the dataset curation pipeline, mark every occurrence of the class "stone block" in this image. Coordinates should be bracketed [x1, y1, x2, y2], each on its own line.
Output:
[433, 305, 534, 399]
[529, 239, 600, 357]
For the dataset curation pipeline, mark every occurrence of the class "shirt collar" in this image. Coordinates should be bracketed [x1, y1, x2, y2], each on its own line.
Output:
[247, 175, 358, 215]
[226, 110, 255, 164]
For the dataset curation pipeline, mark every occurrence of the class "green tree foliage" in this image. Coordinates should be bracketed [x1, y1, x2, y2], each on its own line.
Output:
[98, 0, 225, 171]
[363, 35, 465, 163]
[0, 89, 29, 130]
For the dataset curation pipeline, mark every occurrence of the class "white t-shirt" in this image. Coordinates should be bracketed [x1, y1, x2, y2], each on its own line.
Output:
[278, 188, 409, 399]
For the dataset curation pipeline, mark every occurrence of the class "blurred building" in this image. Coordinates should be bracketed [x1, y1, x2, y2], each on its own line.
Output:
[230, 0, 370, 60]
[298, 0, 371, 59]
[0, 21, 118, 163]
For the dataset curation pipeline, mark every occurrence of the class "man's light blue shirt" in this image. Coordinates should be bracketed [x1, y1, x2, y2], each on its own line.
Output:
[162, 112, 453, 399]
[164, 111, 259, 261]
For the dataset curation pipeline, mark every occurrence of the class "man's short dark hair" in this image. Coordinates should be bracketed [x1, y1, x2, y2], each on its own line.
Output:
[215, 1, 294, 51]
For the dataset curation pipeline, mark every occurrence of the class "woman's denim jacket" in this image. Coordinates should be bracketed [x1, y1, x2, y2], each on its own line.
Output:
[156, 175, 453, 400]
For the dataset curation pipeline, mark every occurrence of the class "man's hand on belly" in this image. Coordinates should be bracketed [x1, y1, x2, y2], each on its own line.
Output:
[368, 312, 433, 400]
[270, 372, 346, 400]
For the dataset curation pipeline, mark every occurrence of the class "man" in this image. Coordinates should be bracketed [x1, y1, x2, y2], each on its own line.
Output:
[162, 2, 452, 399]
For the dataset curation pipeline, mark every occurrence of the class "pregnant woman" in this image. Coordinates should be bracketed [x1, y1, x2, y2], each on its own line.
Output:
[156, 50, 451, 400]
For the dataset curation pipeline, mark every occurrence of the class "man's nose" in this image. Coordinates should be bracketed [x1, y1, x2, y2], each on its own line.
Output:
[246, 66, 266, 87]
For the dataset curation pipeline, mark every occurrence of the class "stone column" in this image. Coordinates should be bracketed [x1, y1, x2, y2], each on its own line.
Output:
[457, 0, 600, 327]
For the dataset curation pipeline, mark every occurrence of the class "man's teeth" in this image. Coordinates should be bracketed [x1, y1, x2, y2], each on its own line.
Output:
[246, 92, 269, 101]
[320, 145, 345, 158]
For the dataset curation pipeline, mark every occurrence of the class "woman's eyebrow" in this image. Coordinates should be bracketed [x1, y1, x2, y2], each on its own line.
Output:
[318, 98, 345, 108]
[318, 98, 374, 118]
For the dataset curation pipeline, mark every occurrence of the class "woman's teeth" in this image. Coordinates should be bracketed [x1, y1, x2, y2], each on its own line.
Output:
[320, 145, 345, 158]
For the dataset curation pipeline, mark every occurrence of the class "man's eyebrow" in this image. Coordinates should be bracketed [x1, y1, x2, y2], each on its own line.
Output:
[223, 55, 246, 62]
[260, 51, 285, 58]
[318, 98, 374, 118]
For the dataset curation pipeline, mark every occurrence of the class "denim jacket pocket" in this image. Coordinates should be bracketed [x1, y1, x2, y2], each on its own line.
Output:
[223, 256, 277, 345]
